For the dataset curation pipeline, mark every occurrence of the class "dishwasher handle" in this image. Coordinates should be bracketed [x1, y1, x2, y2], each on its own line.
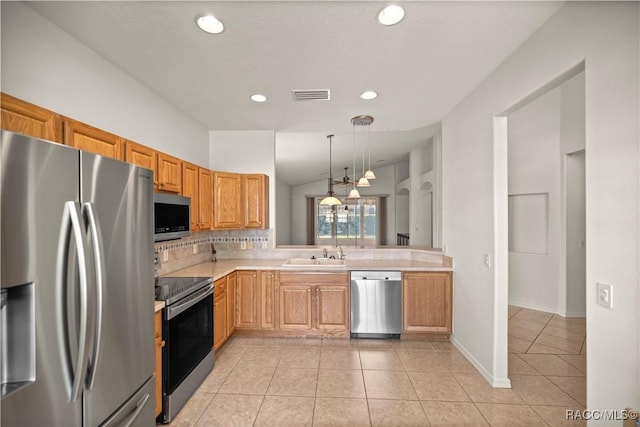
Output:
[350, 271, 401, 281]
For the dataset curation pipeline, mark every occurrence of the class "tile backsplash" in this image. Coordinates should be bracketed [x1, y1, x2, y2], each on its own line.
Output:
[154, 229, 273, 275]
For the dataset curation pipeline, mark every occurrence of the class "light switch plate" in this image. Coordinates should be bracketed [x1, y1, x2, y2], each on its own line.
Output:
[597, 282, 613, 309]
[163, 250, 169, 262]
[240, 240, 247, 250]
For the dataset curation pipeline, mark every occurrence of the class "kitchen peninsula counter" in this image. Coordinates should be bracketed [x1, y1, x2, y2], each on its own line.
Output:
[163, 257, 453, 281]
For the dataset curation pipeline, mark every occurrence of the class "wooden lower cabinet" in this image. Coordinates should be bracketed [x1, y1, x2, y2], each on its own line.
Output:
[154, 311, 164, 418]
[402, 272, 452, 335]
[226, 272, 237, 337]
[278, 272, 349, 336]
[260, 271, 277, 329]
[279, 284, 312, 330]
[213, 278, 228, 351]
[236, 271, 259, 329]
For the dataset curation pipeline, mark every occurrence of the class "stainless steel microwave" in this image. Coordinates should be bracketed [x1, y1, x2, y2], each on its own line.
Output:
[154, 193, 191, 242]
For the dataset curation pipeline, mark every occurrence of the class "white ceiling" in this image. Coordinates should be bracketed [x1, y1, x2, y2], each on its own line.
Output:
[26, 1, 563, 186]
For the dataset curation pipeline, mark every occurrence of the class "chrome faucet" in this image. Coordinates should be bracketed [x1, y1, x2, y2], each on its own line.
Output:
[322, 248, 328, 259]
[337, 245, 344, 260]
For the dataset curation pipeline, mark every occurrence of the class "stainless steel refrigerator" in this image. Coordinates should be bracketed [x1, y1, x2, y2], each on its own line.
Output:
[1, 130, 155, 426]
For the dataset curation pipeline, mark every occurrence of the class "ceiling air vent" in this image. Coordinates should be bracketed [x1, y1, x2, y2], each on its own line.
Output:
[292, 89, 330, 101]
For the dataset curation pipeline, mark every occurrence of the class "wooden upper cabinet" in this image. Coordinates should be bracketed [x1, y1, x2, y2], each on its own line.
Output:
[182, 162, 199, 231]
[243, 174, 269, 229]
[63, 118, 123, 160]
[124, 140, 157, 189]
[198, 168, 212, 231]
[212, 171, 243, 229]
[1, 93, 62, 142]
[157, 152, 182, 194]
[402, 272, 452, 334]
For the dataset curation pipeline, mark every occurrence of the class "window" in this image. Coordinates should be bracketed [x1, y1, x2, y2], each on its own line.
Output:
[314, 197, 379, 246]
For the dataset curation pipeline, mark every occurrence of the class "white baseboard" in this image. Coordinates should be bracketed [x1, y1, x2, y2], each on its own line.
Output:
[508, 299, 561, 316]
[450, 335, 512, 389]
[563, 311, 586, 318]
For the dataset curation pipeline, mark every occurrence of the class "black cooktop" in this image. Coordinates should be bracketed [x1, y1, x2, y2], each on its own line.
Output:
[155, 276, 213, 305]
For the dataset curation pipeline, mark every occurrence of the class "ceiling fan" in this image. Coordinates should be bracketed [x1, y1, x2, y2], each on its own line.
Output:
[333, 167, 353, 186]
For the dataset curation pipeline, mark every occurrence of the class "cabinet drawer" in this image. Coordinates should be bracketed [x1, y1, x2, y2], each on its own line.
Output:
[214, 278, 227, 298]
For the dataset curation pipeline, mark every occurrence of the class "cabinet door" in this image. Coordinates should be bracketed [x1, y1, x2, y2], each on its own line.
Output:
[279, 284, 312, 330]
[125, 140, 158, 189]
[182, 162, 199, 231]
[402, 272, 452, 333]
[154, 311, 163, 417]
[236, 271, 259, 329]
[64, 118, 123, 160]
[315, 284, 350, 332]
[1, 93, 62, 142]
[198, 168, 212, 230]
[226, 272, 237, 337]
[212, 171, 243, 229]
[260, 271, 277, 329]
[243, 174, 269, 229]
[157, 152, 182, 194]
[213, 281, 227, 351]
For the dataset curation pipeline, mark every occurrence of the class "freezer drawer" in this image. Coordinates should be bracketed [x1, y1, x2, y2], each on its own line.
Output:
[350, 271, 402, 338]
[99, 376, 155, 427]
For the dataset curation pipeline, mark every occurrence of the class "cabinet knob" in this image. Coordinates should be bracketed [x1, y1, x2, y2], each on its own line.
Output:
[160, 340, 166, 348]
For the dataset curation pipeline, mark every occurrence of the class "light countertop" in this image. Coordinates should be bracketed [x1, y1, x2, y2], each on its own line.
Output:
[154, 300, 165, 312]
[163, 258, 452, 281]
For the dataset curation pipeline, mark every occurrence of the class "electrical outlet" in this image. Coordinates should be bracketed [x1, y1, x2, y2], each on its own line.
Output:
[483, 253, 491, 268]
[262, 240, 268, 249]
[597, 282, 613, 309]
[247, 240, 253, 250]
[240, 240, 247, 250]
[192, 244, 197, 254]
[163, 250, 169, 262]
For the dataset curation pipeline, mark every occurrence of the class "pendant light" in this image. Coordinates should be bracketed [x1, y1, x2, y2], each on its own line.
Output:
[320, 134, 342, 206]
[347, 123, 361, 199]
[351, 115, 374, 187]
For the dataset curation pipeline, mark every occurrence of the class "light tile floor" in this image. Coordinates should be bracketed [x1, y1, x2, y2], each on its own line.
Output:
[166, 306, 586, 426]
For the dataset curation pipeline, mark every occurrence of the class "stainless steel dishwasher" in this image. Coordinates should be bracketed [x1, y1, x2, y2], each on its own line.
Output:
[350, 271, 402, 338]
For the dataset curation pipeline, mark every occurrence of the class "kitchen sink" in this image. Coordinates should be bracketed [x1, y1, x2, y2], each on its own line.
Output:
[282, 258, 345, 267]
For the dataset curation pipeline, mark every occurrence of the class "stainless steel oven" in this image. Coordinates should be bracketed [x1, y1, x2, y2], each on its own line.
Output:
[155, 277, 214, 424]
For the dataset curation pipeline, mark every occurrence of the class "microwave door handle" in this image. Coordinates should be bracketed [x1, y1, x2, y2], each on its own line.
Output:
[83, 202, 105, 391]
[56, 201, 91, 401]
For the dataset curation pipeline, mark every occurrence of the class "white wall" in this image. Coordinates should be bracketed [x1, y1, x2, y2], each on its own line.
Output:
[0, 2, 209, 164]
[276, 178, 292, 246]
[507, 85, 562, 313]
[442, 2, 638, 421]
[565, 150, 586, 317]
[209, 130, 276, 242]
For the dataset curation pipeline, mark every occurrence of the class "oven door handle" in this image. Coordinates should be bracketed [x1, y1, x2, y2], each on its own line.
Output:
[165, 283, 214, 320]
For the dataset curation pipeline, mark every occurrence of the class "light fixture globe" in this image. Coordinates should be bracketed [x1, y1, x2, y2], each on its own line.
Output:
[357, 177, 370, 187]
[347, 188, 361, 199]
[364, 169, 376, 180]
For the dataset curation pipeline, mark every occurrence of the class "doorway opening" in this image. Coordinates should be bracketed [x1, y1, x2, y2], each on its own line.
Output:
[493, 62, 586, 390]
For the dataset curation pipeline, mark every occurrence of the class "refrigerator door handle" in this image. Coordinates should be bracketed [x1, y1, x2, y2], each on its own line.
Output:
[82, 202, 105, 391]
[56, 201, 91, 402]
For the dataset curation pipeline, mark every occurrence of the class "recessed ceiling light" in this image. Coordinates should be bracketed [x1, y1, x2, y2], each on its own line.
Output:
[360, 91, 378, 100]
[196, 14, 224, 34]
[377, 5, 405, 26]
[251, 94, 267, 103]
